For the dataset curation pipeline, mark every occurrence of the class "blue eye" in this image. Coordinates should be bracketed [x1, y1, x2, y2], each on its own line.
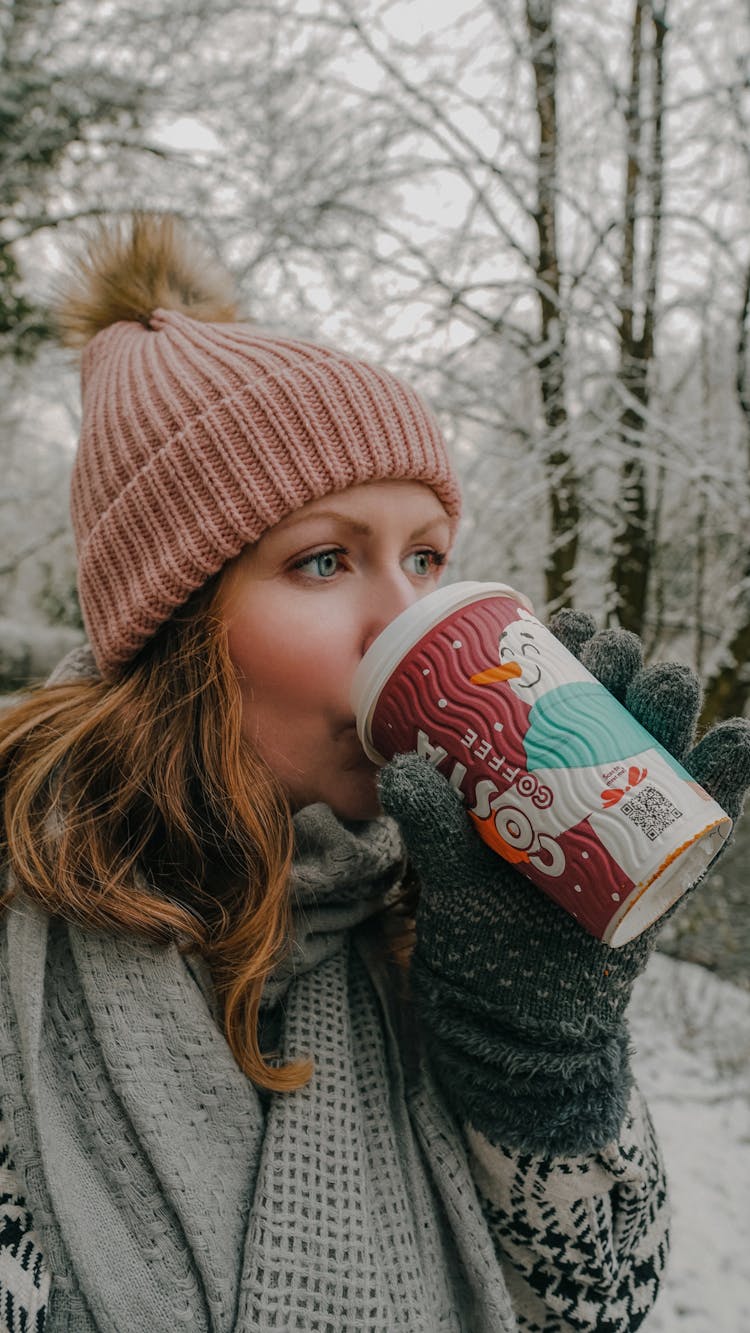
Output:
[410, 550, 445, 576]
[292, 548, 345, 579]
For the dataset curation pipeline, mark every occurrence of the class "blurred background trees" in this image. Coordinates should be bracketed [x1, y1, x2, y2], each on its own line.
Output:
[2, 0, 749, 728]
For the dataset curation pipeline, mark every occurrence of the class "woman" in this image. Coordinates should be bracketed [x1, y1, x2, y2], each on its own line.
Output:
[1, 214, 748, 1332]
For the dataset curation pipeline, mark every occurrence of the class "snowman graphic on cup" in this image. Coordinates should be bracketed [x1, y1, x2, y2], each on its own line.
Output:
[465, 607, 699, 875]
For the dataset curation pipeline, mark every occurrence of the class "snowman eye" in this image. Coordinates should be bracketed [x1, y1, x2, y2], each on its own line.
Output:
[519, 640, 540, 657]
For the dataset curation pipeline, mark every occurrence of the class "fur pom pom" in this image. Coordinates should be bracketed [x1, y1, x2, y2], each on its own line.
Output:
[55, 212, 239, 348]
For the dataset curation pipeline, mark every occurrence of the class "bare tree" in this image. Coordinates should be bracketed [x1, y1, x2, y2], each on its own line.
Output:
[4, 0, 750, 719]
[524, 0, 578, 610]
[0, 0, 158, 357]
[701, 257, 750, 723]
[608, 0, 667, 633]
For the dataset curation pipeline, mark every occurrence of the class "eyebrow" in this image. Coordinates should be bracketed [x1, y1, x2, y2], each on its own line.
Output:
[275, 509, 450, 539]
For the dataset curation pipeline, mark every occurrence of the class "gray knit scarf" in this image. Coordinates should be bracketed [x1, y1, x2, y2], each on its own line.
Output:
[0, 659, 516, 1332]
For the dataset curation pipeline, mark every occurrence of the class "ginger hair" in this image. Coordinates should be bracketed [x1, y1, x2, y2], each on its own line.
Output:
[0, 575, 418, 1093]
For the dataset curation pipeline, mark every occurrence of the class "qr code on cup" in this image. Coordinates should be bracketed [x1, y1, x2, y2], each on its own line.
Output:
[620, 785, 682, 841]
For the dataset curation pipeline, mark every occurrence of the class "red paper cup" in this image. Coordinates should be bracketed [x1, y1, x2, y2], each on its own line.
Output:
[352, 581, 731, 947]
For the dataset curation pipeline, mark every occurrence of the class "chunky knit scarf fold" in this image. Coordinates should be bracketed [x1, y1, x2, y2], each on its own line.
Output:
[0, 801, 517, 1332]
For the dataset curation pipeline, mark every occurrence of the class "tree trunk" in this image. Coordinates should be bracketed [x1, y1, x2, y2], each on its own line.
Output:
[701, 258, 750, 725]
[609, 1, 666, 633]
[525, 0, 578, 612]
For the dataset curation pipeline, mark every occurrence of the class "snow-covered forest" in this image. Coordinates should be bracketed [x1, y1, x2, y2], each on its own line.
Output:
[3, 0, 749, 707]
[1, 1, 749, 1327]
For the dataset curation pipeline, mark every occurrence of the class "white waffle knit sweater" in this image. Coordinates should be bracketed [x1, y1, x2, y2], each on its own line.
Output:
[0, 804, 670, 1332]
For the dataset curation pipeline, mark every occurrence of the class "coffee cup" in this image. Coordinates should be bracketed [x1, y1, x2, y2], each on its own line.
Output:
[352, 581, 731, 946]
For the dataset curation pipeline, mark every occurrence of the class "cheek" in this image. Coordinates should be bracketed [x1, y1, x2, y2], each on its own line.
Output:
[227, 604, 347, 718]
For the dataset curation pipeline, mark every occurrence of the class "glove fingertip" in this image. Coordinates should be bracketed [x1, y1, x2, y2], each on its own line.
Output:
[580, 628, 643, 701]
[626, 661, 703, 758]
[687, 717, 750, 820]
[378, 752, 485, 879]
[548, 609, 597, 658]
[378, 752, 464, 831]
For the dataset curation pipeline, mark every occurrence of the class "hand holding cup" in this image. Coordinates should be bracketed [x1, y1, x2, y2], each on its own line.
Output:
[374, 605, 750, 1153]
[355, 584, 732, 946]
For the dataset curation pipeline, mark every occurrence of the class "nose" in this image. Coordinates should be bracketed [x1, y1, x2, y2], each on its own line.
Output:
[361, 575, 423, 657]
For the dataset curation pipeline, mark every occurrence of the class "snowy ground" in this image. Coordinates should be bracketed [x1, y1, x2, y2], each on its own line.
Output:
[630, 952, 750, 1332]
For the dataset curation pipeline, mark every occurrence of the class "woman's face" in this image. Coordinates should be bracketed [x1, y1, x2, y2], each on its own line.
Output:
[218, 480, 453, 820]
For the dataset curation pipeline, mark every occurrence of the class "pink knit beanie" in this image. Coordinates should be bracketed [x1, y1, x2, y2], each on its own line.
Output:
[57, 215, 462, 677]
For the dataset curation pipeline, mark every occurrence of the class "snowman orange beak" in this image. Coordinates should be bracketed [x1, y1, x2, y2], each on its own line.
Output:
[470, 660, 523, 685]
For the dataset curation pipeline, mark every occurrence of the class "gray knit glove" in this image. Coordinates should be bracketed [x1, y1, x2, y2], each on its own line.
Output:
[378, 611, 750, 1156]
